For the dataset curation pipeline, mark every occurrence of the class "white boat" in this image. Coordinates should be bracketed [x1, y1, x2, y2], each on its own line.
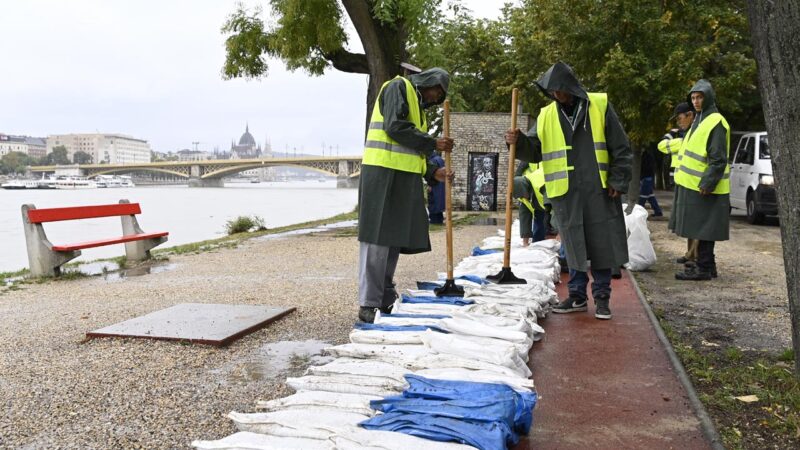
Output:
[47, 176, 98, 190]
[1, 179, 40, 190]
[92, 175, 135, 188]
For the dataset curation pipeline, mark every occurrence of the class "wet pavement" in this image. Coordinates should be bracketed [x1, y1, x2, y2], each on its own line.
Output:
[516, 270, 713, 449]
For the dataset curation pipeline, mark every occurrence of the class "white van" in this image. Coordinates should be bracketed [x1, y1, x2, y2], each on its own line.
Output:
[729, 132, 777, 224]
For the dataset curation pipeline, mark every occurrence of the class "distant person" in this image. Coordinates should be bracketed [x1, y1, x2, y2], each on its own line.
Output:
[637, 147, 663, 217]
[671, 80, 730, 280]
[427, 152, 445, 224]
[659, 102, 698, 264]
[512, 162, 546, 245]
[358, 68, 454, 323]
[506, 62, 632, 320]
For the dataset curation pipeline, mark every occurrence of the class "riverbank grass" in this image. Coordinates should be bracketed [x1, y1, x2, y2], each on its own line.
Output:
[656, 311, 800, 449]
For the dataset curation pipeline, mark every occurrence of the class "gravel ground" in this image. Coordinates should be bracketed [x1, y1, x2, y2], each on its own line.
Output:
[0, 220, 497, 449]
[633, 191, 790, 352]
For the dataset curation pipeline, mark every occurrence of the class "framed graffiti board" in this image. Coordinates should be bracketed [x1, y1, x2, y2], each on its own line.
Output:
[466, 152, 499, 211]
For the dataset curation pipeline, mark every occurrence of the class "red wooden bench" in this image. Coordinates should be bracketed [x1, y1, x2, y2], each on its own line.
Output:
[21, 199, 168, 277]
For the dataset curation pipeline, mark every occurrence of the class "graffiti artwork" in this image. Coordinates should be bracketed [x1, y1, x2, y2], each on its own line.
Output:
[466, 152, 499, 211]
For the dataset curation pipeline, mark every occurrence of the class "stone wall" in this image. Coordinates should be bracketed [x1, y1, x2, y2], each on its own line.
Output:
[450, 112, 531, 211]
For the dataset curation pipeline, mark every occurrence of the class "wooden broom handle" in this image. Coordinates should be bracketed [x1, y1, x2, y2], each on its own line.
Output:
[443, 100, 454, 279]
[503, 89, 519, 268]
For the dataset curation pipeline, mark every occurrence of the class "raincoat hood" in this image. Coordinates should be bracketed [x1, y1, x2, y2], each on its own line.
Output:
[686, 79, 718, 115]
[410, 68, 450, 106]
[535, 62, 588, 102]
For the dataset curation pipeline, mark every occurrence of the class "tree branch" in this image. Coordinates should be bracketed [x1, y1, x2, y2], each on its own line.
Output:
[324, 48, 369, 74]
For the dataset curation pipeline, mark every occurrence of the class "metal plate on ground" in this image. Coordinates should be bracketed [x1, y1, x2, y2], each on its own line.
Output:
[87, 303, 295, 346]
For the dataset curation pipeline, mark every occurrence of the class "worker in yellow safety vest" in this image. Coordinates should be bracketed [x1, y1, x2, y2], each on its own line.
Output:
[506, 62, 632, 321]
[670, 79, 731, 281]
[512, 162, 547, 246]
[357, 67, 454, 323]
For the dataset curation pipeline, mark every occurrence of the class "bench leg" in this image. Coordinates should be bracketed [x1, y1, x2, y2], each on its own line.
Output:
[119, 200, 168, 261]
[22, 205, 81, 277]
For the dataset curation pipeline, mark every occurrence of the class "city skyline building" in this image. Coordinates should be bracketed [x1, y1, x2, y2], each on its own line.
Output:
[46, 133, 151, 164]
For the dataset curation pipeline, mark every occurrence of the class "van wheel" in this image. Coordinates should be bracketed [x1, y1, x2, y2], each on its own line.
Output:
[746, 191, 765, 225]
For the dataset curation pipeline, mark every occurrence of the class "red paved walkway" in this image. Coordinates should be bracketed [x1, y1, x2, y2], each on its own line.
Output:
[514, 270, 712, 450]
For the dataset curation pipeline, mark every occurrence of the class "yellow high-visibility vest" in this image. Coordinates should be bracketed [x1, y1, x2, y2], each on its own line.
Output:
[519, 162, 545, 212]
[362, 76, 428, 174]
[674, 113, 731, 194]
[536, 92, 608, 198]
[658, 133, 683, 168]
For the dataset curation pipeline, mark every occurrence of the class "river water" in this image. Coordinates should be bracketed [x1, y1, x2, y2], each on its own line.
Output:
[0, 180, 358, 273]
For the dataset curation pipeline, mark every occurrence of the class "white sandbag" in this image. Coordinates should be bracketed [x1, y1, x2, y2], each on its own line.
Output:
[416, 367, 535, 392]
[452, 333, 531, 362]
[324, 343, 429, 363]
[256, 390, 380, 417]
[623, 203, 657, 271]
[285, 375, 404, 397]
[439, 316, 533, 345]
[374, 313, 444, 327]
[349, 328, 428, 345]
[228, 409, 368, 440]
[307, 358, 410, 384]
[192, 431, 334, 450]
[411, 352, 531, 378]
[333, 426, 479, 450]
[420, 330, 530, 376]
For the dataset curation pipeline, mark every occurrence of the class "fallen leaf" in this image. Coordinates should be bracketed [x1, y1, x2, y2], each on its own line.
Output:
[734, 395, 759, 403]
[701, 340, 720, 347]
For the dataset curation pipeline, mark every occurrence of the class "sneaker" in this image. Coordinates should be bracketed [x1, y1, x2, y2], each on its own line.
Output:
[594, 296, 612, 320]
[379, 304, 393, 314]
[552, 296, 588, 314]
[675, 266, 712, 281]
[676, 256, 690, 264]
[611, 267, 622, 279]
[358, 307, 377, 323]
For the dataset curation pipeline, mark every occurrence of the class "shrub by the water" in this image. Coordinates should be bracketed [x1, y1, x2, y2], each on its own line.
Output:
[225, 215, 266, 235]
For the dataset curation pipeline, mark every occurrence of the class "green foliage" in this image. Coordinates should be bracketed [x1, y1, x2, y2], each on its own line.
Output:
[72, 150, 93, 164]
[0, 151, 36, 174]
[45, 146, 70, 165]
[225, 215, 267, 235]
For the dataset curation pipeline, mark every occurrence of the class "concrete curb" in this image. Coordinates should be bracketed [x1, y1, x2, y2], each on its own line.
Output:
[627, 270, 726, 450]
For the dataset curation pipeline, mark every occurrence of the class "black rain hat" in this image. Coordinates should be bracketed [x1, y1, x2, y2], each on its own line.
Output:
[670, 102, 693, 120]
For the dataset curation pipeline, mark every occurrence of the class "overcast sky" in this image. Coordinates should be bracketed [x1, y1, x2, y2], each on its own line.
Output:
[0, 0, 507, 156]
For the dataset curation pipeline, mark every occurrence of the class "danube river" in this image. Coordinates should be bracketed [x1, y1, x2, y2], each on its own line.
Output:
[0, 180, 359, 273]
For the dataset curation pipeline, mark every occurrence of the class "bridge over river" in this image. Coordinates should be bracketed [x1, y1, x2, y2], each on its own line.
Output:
[29, 156, 362, 187]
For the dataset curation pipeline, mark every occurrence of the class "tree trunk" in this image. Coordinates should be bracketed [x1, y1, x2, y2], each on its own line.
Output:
[746, 1, 800, 376]
[341, 0, 407, 136]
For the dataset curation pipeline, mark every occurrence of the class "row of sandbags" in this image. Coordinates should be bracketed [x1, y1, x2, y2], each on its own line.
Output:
[192, 229, 561, 450]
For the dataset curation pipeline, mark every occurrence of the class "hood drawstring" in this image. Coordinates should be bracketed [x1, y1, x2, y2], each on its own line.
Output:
[583, 98, 589, 131]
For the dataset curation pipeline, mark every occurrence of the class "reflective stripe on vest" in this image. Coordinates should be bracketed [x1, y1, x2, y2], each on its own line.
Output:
[658, 136, 683, 168]
[519, 162, 545, 212]
[536, 92, 608, 198]
[674, 113, 731, 194]
[362, 76, 428, 174]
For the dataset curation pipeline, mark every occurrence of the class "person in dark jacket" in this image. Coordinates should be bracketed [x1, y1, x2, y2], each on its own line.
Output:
[638, 147, 663, 216]
[506, 62, 632, 320]
[513, 162, 547, 245]
[357, 68, 454, 323]
[427, 152, 445, 224]
[670, 80, 730, 280]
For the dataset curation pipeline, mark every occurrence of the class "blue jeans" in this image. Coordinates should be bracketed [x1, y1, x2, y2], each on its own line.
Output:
[568, 268, 612, 301]
[532, 210, 546, 242]
[638, 176, 662, 215]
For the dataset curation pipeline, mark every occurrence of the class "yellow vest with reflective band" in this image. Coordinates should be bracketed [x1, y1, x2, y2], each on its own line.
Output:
[674, 113, 731, 194]
[519, 162, 545, 212]
[657, 134, 683, 168]
[362, 76, 428, 174]
[536, 92, 608, 198]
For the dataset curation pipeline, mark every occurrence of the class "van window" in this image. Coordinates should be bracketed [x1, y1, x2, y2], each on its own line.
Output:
[734, 137, 751, 164]
[760, 135, 770, 159]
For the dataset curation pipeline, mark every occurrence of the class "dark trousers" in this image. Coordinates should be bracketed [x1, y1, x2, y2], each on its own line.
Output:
[696, 240, 716, 272]
[638, 176, 663, 215]
[532, 210, 546, 242]
[568, 268, 612, 301]
[429, 211, 444, 224]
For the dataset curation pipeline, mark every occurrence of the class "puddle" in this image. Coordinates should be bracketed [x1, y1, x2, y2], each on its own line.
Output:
[72, 261, 120, 275]
[213, 339, 332, 384]
[255, 220, 358, 242]
[102, 263, 178, 281]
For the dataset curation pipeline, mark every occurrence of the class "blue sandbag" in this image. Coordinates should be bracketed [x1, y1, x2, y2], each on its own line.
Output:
[353, 323, 449, 333]
[402, 375, 537, 434]
[471, 246, 503, 256]
[360, 411, 513, 450]
[400, 294, 474, 306]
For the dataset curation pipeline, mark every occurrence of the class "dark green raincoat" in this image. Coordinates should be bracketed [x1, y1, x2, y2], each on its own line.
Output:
[358, 68, 449, 254]
[668, 79, 730, 241]
[515, 62, 632, 271]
